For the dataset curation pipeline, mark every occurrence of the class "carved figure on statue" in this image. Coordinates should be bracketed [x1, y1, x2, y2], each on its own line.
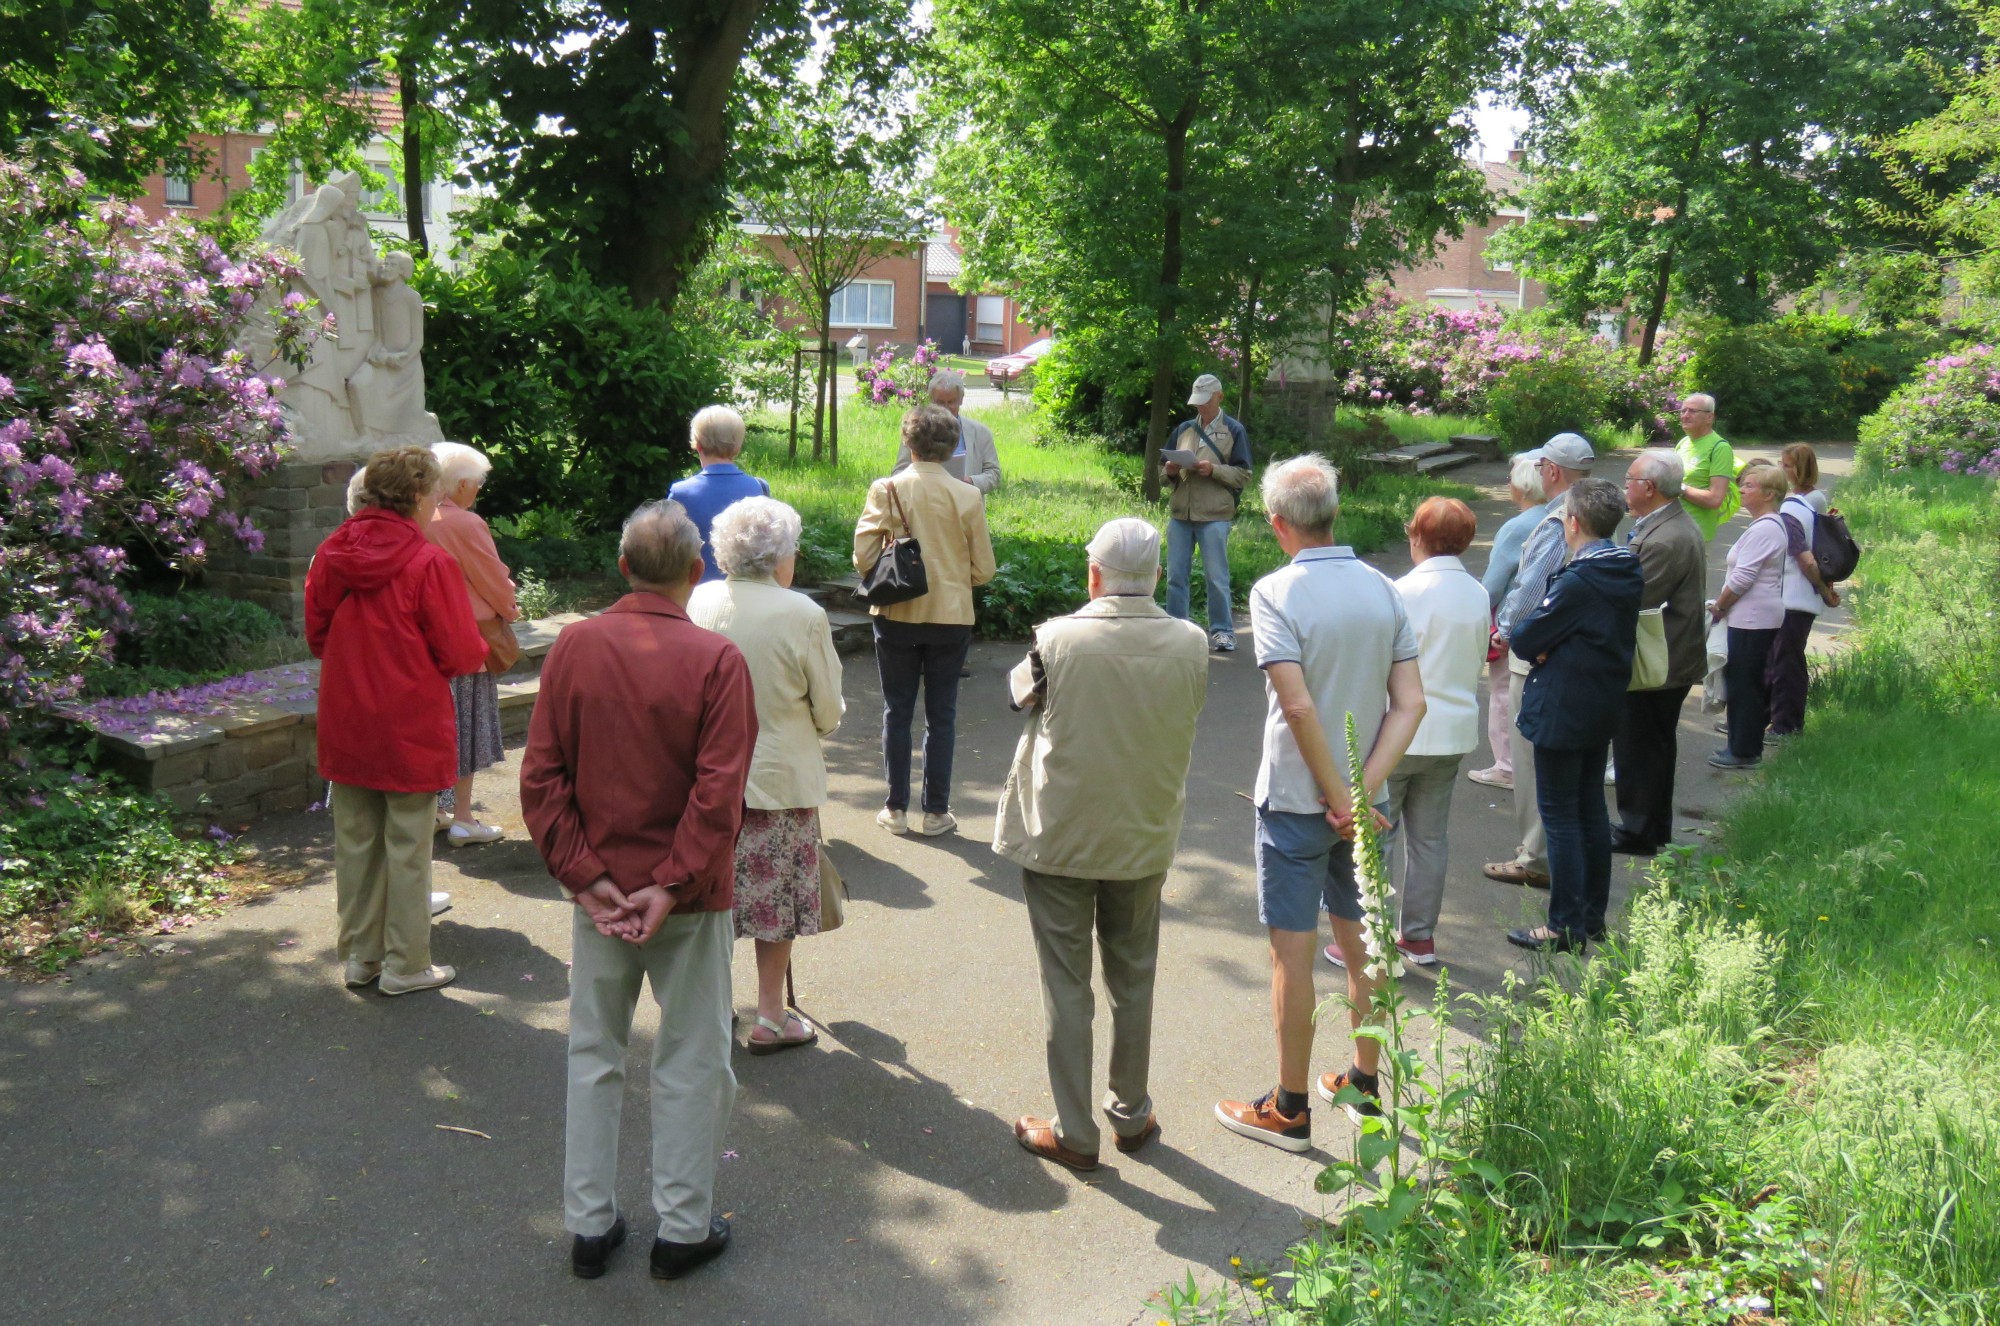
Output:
[348, 251, 441, 442]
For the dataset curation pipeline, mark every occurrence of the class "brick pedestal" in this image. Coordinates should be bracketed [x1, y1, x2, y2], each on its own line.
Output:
[206, 457, 360, 632]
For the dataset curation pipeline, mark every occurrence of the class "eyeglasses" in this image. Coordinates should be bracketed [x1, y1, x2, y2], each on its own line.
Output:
[1678, 406, 1712, 415]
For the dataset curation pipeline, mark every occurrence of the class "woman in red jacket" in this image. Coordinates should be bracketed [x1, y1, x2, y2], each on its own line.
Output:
[307, 446, 488, 995]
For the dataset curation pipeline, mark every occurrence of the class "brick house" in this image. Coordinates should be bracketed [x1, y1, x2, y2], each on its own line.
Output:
[130, 83, 463, 259]
[747, 227, 1045, 359]
[1384, 154, 1547, 314]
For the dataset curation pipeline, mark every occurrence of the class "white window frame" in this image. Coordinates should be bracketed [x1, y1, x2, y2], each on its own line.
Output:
[973, 294, 1006, 343]
[163, 173, 195, 207]
[829, 279, 895, 329]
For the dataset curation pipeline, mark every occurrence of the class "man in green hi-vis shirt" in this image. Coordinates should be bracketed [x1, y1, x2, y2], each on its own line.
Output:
[1673, 393, 1739, 542]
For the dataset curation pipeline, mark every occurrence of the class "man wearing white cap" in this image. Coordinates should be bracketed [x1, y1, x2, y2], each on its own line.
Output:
[892, 369, 1003, 494]
[1482, 432, 1595, 890]
[1163, 374, 1254, 652]
[994, 518, 1210, 1171]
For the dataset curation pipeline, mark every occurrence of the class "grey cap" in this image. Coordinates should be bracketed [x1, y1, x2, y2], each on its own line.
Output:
[1187, 373, 1224, 405]
[1524, 431, 1595, 471]
[1086, 517, 1162, 577]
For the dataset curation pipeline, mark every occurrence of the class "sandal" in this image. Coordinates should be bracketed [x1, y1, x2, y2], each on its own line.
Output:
[746, 1010, 818, 1056]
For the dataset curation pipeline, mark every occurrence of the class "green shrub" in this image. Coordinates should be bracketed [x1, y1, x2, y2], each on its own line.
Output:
[1682, 314, 1947, 441]
[1482, 347, 1603, 452]
[121, 590, 288, 675]
[1856, 343, 2000, 476]
[418, 245, 730, 529]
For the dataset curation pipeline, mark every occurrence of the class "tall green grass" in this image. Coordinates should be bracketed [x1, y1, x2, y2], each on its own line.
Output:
[1195, 471, 2000, 1325]
[744, 400, 1468, 635]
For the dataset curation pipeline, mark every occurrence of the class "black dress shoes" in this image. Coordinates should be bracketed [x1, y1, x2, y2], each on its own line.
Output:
[571, 1215, 627, 1279]
[651, 1216, 731, 1280]
[1506, 927, 1583, 954]
[1609, 829, 1658, 856]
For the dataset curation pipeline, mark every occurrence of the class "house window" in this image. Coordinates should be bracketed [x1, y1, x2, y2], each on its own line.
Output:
[973, 295, 1005, 343]
[1488, 256, 1514, 273]
[829, 279, 894, 328]
[164, 173, 195, 207]
[359, 174, 402, 215]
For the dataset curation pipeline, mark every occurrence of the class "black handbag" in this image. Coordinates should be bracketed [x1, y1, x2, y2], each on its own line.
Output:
[855, 480, 929, 607]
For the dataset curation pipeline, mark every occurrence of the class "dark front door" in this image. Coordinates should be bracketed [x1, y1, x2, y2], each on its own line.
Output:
[925, 293, 967, 355]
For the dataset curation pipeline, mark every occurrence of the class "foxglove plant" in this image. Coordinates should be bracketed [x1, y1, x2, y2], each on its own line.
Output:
[0, 150, 321, 732]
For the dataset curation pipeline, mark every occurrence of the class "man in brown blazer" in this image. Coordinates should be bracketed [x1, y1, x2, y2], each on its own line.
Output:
[1611, 450, 1709, 854]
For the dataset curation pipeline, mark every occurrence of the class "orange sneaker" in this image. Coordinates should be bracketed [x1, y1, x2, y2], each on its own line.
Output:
[1318, 1069, 1384, 1126]
[1214, 1088, 1311, 1153]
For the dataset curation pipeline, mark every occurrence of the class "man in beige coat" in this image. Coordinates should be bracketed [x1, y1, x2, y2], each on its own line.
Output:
[995, 518, 1210, 1170]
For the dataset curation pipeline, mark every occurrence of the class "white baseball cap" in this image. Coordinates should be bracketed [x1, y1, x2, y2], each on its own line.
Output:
[1187, 374, 1223, 405]
[1086, 518, 1162, 577]
[1523, 432, 1595, 471]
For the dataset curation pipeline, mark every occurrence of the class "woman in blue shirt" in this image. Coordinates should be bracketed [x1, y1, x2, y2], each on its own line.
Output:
[667, 406, 770, 582]
[1468, 452, 1547, 789]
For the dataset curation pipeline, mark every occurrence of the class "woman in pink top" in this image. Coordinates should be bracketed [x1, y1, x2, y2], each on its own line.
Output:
[1707, 462, 1790, 768]
[426, 442, 521, 845]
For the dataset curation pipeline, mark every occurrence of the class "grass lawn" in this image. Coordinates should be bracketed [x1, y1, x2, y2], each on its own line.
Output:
[745, 398, 1470, 637]
[1177, 470, 2000, 1325]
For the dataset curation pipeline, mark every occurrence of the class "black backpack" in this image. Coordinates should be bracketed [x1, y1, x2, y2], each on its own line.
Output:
[1812, 507, 1861, 584]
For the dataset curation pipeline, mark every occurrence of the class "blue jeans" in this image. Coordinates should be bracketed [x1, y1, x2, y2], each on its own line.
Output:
[1534, 743, 1612, 942]
[874, 620, 973, 814]
[1165, 519, 1233, 631]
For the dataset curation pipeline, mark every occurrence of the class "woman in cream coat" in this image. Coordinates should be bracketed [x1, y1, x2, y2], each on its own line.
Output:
[689, 497, 845, 1054]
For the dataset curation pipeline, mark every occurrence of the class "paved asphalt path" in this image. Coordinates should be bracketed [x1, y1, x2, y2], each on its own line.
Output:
[0, 445, 1848, 1326]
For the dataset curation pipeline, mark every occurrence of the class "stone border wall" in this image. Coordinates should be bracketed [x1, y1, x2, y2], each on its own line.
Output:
[204, 457, 359, 634]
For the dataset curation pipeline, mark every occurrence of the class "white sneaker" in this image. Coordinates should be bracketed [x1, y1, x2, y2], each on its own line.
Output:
[1604, 761, 1617, 787]
[430, 891, 452, 917]
[1209, 630, 1236, 652]
[876, 807, 908, 835]
[916, 811, 958, 837]
[446, 821, 503, 847]
[380, 964, 456, 996]
[1467, 766, 1513, 789]
[344, 959, 381, 988]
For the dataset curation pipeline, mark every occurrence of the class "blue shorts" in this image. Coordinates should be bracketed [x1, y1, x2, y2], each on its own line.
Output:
[1255, 804, 1363, 930]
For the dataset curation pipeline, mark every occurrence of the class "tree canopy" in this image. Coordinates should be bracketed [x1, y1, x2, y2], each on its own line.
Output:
[935, 0, 1511, 496]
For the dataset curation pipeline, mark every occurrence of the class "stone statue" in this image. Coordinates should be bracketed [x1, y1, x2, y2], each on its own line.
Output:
[348, 251, 440, 440]
[247, 171, 439, 459]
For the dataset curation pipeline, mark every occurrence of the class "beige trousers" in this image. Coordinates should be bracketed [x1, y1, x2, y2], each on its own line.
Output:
[331, 782, 436, 977]
[564, 906, 736, 1242]
[1020, 868, 1165, 1156]
[1508, 671, 1548, 874]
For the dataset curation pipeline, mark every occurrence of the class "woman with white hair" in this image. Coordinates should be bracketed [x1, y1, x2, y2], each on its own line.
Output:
[424, 440, 520, 846]
[689, 497, 845, 1055]
[668, 404, 771, 583]
[1467, 450, 1548, 789]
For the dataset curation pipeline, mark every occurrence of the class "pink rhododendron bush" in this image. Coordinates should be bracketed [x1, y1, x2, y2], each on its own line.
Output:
[1858, 344, 2000, 476]
[1330, 289, 1683, 449]
[0, 153, 318, 726]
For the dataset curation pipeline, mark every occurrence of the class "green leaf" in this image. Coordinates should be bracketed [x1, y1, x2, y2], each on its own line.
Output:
[1357, 1127, 1397, 1172]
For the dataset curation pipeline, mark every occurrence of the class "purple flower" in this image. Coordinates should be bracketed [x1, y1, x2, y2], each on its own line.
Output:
[66, 337, 120, 380]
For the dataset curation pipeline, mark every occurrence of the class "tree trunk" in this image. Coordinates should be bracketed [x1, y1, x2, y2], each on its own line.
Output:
[611, 0, 764, 314]
[1142, 111, 1196, 503]
[1640, 106, 1710, 367]
[811, 335, 829, 462]
[399, 50, 427, 258]
[828, 343, 840, 466]
[1235, 272, 1261, 425]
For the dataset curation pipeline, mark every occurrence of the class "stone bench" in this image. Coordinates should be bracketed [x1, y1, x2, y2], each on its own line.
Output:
[67, 614, 585, 824]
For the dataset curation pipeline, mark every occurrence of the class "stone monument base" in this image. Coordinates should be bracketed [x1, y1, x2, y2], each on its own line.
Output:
[205, 457, 361, 634]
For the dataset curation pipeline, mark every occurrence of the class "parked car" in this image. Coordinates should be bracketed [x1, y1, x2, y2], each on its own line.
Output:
[985, 337, 1054, 387]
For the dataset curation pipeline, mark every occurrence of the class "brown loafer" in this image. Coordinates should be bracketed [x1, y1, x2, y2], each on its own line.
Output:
[1014, 1116, 1098, 1171]
[1482, 860, 1551, 889]
[1112, 1115, 1160, 1155]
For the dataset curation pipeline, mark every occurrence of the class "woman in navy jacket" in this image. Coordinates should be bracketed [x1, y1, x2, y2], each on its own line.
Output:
[1506, 478, 1643, 952]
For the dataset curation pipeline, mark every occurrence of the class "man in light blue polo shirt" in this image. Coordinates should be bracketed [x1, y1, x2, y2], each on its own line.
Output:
[667, 405, 769, 583]
[1214, 455, 1426, 1154]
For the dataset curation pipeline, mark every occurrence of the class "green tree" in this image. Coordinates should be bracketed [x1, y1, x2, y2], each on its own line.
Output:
[442, 0, 907, 316]
[1869, 2, 2000, 303]
[0, 0, 236, 189]
[743, 74, 927, 465]
[935, 0, 1509, 499]
[1497, 0, 1983, 363]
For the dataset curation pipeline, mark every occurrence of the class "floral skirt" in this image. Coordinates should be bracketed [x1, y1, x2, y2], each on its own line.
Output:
[438, 671, 503, 812]
[733, 807, 822, 942]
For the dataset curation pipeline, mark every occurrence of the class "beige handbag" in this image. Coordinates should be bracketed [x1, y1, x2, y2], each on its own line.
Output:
[817, 838, 847, 932]
[1629, 605, 1669, 691]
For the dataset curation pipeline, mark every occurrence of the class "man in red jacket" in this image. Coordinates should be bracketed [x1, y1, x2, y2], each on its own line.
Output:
[521, 498, 758, 1283]
[306, 446, 486, 996]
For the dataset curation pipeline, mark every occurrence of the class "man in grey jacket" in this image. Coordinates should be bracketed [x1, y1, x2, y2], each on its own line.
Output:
[1611, 450, 1708, 854]
[1163, 374, 1253, 652]
[995, 518, 1209, 1171]
[891, 369, 1003, 494]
